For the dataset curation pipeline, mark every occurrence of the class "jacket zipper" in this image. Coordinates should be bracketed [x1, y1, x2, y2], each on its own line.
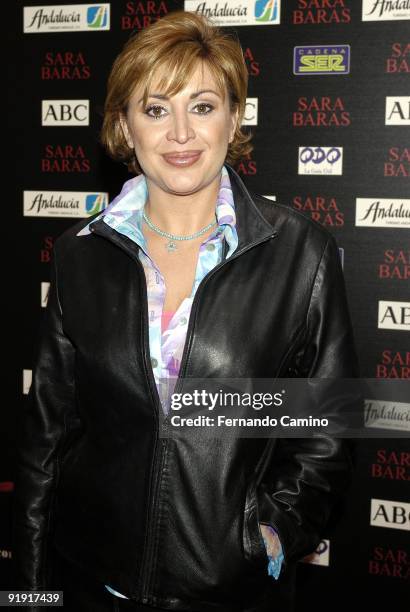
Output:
[171, 231, 278, 396]
[135, 255, 166, 603]
[89, 219, 278, 601]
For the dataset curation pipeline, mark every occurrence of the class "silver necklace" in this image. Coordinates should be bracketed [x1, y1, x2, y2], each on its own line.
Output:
[143, 209, 218, 253]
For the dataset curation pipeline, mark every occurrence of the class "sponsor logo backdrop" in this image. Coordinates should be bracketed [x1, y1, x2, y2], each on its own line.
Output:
[6, 0, 409, 608]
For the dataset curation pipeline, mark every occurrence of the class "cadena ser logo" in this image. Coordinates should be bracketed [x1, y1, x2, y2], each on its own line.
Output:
[184, 0, 281, 26]
[294, 45, 350, 75]
[23, 4, 110, 33]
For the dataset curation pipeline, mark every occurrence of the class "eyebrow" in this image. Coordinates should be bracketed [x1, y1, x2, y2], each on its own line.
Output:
[138, 89, 221, 104]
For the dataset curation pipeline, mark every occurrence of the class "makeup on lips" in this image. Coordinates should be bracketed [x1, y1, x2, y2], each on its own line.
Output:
[162, 150, 203, 167]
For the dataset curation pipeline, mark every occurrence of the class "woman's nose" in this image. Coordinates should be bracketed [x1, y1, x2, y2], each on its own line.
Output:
[166, 110, 195, 143]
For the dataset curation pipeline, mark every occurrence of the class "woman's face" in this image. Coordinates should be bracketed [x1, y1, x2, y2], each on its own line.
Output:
[120, 61, 239, 197]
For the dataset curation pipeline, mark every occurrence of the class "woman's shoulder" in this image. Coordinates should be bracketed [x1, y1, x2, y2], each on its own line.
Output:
[248, 190, 337, 250]
[53, 211, 102, 251]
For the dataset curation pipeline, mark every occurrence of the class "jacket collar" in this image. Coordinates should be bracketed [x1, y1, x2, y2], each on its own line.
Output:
[79, 164, 240, 258]
[223, 163, 277, 251]
[86, 162, 277, 256]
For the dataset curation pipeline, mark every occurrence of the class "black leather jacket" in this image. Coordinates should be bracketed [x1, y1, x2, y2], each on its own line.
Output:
[13, 163, 360, 611]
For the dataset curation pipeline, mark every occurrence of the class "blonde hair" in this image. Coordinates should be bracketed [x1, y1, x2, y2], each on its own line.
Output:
[100, 10, 253, 174]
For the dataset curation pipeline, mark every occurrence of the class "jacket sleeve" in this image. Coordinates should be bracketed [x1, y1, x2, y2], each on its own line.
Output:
[256, 233, 362, 568]
[12, 240, 78, 591]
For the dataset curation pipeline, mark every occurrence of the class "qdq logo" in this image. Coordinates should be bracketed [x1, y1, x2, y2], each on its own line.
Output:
[364, 399, 410, 431]
[302, 539, 330, 566]
[385, 97, 410, 125]
[24, 4, 110, 33]
[294, 45, 350, 75]
[42, 100, 89, 126]
[370, 499, 410, 531]
[362, 0, 410, 21]
[355, 199, 410, 228]
[23, 370, 32, 395]
[24, 191, 108, 218]
[184, 0, 281, 26]
[378, 300, 410, 331]
[41, 282, 50, 308]
[298, 146, 343, 175]
[242, 98, 258, 126]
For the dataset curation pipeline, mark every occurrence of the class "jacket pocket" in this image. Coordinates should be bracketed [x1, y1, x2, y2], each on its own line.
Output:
[242, 480, 269, 570]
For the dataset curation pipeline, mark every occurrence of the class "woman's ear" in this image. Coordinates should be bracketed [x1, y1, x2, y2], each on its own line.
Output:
[119, 113, 134, 149]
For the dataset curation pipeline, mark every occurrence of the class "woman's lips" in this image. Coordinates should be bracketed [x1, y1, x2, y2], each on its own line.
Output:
[162, 151, 202, 167]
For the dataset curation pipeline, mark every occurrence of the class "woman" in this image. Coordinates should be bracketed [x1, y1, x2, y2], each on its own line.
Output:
[13, 10, 360, 612]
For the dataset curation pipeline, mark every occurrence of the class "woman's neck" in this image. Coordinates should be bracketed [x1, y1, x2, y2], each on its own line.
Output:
[144, 172, 220, 235]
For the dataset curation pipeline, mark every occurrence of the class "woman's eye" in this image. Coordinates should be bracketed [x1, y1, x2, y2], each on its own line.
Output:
[194, 103, 214, 114]
[144, 103, 214, 120]
[144, 105, 166, 119]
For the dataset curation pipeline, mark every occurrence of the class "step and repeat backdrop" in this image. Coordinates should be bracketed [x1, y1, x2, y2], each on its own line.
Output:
[5, 0, 409, 608]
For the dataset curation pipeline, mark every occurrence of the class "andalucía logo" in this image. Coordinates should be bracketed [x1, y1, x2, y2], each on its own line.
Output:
[87, 4, 108, 27]
[23, 4, 110, 33]
[254, 0, 280, 21]
[86, 194, 107, 215]
[365, 400, 410, 431]
[355, 199, 410, 227]
[184, 0, 281, 26]
[23, 191, 108, 218]
[362, 0, 410, 21]
[294, 45, 350, 75]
